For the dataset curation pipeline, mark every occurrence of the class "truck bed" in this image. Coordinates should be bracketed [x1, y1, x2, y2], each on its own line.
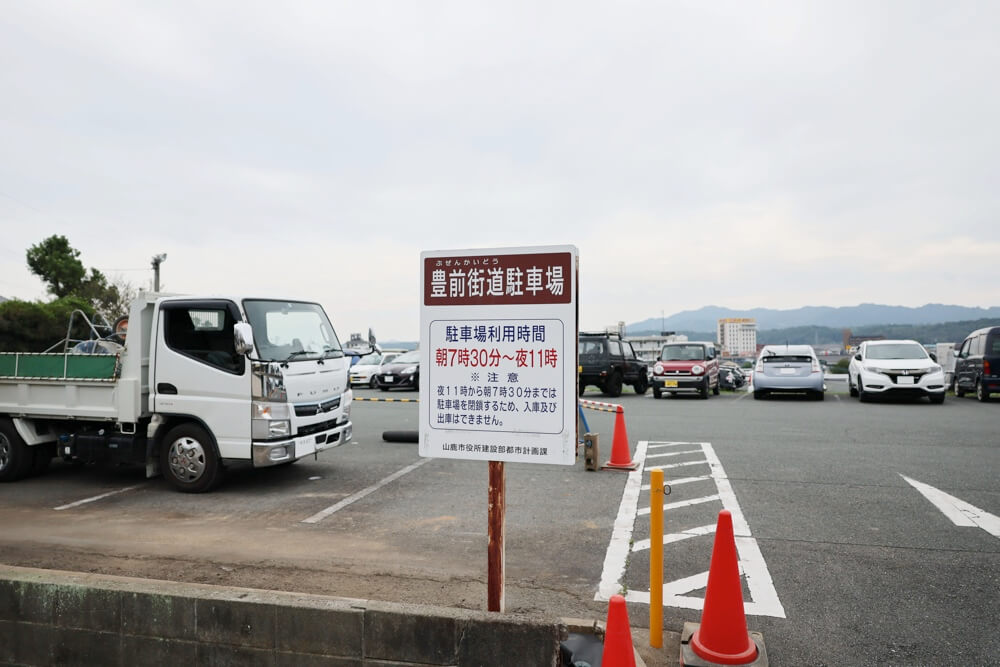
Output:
[0, 352, 122, 421]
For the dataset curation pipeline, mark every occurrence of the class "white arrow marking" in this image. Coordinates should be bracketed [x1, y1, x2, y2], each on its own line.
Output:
[901, 475, 1000, 538]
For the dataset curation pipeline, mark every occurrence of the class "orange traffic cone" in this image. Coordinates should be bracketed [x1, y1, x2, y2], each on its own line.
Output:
[601, 594, 636, 667]
[688, 510, 759, 665]
[602, 406, 638, 470]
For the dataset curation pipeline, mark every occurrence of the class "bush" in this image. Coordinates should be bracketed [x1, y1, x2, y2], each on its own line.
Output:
[0, 297, 96, 352]
[831, 358, 850, 373]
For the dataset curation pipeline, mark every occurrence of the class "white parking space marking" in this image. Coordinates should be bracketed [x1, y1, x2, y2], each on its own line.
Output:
[596, 440, 648, 600]
[54, 485, 143, 511]
[901, 475, 1000, 539]
[645, 449, 703, 460]
[301, 459, 431, 524]
[596, 441, 785, 618]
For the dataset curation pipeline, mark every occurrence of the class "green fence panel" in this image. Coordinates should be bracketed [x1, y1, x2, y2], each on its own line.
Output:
[0, 353, 117, 380]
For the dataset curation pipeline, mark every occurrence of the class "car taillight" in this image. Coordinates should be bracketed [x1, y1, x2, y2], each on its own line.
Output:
[755, 360, 763, 373]
[811, 358, 821, 373]
[985, 359, 992, 375]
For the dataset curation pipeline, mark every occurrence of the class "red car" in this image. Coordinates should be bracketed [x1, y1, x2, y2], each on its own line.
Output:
[651, 341, 720, 399]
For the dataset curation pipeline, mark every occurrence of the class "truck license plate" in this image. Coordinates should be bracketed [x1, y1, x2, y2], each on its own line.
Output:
[664, 380, 678, 388]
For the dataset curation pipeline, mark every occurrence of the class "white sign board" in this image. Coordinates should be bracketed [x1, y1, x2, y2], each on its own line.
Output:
[419, 245, 579, 465]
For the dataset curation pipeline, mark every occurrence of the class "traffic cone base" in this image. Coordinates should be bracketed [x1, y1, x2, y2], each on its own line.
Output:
[601, 594, 636, 667]
[602, 407, 637, 470]
[680, 622, 768, 667]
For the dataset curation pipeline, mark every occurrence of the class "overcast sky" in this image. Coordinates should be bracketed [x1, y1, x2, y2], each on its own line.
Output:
[2, 2, 998, 340]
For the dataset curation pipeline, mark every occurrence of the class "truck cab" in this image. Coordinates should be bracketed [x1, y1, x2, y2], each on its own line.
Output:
[577, 332, 649, 397]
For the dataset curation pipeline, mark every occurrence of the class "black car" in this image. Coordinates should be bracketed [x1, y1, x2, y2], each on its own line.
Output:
[953, 326, 1000, 402]
[374, 349, 420, 391]
[578, 332, 648, 397]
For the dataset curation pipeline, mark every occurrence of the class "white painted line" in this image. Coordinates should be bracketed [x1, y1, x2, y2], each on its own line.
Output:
[641, 474, 711, 491]
[596, 440, 648, 600]
[645, 460, 708, 472]
[600, 440, 786, 618]
[54, 485, 143, 511]
[645, 449, 703, 460]
[901, 475, 1000, 538]
[647, 442, 699, 449]
[632, 524, 717, 552]
[637, 494, 721, 516]
[301, 459, 431, 524]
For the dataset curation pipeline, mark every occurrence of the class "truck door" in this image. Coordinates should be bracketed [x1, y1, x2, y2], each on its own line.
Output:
[153, 300, 251, 458]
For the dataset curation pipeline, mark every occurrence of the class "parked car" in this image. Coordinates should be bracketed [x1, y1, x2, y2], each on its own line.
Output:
[651, 341, 720, 399]
[848, 339, 945, 404]
[374, 349, 420, 391]
[349, 352, 385, 388]
[752, 344, 824, 400]
[953, 326, 1000, 402]
[578, 332, 648, 397]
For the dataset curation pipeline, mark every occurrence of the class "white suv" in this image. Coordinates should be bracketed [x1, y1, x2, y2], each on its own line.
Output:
[848, 339, 946, 404]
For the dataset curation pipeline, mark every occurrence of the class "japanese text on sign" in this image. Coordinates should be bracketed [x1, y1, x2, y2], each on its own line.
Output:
[427, 319, 564, 435]
[423, 252, 571, 306]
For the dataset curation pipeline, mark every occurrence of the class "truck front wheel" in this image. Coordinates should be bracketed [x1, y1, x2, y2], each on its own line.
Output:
[161, 423, 222, 493]
[0, 421, 32, 482]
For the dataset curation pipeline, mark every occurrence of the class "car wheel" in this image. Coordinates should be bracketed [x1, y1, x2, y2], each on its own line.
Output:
[633, 375, 648, 395]
[379, 385, 389, 392]
[712, 378, 720, 396]
[814, 391, 825, 401]
[579, 383, 587, 397]
[652, 386, 662, 399]
[700, 379, 710, 399]
[369, 377, 378, 389]
[929, 393, 945, 404]
[161, 423, 222, 493]
[753, 390, 765, 400]
[848, 376, 858, 397]
[976, 378, 990, 402]
[0, 421, 33, 482]
[858, 379, 869, 403]
[604, 373, 623, 398]
[955, 378, 966, 397]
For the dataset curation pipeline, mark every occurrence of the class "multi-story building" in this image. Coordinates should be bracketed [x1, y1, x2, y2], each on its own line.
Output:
[717, 318, 757, 357]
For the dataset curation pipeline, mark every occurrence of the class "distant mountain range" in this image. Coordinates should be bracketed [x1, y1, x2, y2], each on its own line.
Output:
[626, 303, 1000, 335]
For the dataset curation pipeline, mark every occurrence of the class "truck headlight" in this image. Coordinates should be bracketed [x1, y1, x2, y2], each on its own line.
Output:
[252, 401, 291, 439]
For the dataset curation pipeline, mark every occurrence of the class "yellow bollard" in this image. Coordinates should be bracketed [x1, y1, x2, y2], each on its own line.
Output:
[649, 468, 664, 648]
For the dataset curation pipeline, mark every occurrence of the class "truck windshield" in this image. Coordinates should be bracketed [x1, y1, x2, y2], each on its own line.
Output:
[243, 300, 343, 362]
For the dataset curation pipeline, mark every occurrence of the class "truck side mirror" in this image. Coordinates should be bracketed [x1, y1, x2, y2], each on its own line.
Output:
[234, 322, 255, 356]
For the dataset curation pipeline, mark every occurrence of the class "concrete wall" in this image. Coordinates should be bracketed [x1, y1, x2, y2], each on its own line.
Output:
[0, 565, 566, 666]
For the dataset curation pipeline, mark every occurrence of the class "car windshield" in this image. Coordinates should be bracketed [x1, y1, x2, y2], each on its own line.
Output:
[661, 344, 705, 361]
[243, 299, 343, 362]
[866, 343, 928, 360]
[579, 340, 607, 355]
[357, 353, 382, 366]
[391, 350, 420, 364]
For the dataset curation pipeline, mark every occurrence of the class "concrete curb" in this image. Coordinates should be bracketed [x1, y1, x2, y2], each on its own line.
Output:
[0, 565, 566, 666]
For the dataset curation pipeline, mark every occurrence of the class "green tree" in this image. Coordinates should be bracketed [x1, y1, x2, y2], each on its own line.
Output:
[25, 235, 86, 298]
[0, 297, 95, 352]
[25, 235, 123, 318]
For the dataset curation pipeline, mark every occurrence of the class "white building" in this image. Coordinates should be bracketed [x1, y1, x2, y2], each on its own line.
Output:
[717, 318, 757, 357]
[626, 332, 689, 364]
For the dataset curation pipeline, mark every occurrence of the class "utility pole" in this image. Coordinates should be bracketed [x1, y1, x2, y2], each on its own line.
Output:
[151, 253, 167, 292]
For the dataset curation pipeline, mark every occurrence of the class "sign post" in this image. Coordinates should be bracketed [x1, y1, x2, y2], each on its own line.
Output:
[419, 245, 579, 612]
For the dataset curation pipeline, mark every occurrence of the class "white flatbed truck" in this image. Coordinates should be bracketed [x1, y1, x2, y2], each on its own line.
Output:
[0, 293, 356, 492]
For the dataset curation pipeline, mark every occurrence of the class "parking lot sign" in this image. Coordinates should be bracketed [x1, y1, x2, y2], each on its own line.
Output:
[419, 245, 579, 465]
